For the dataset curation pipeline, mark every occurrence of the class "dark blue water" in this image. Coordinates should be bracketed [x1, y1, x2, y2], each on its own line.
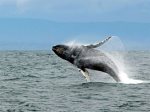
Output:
[0, 51, 149, 112]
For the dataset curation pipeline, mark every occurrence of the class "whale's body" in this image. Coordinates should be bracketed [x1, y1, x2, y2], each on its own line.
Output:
[52, 37, 121, 82]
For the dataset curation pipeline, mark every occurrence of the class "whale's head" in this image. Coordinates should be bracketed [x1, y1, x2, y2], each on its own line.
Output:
[52, 45, 74, 63]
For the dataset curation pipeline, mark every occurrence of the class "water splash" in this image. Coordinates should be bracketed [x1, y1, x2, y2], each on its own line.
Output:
[65, 40, 84, 47]
[101, 36, 144, 84]
[118, 72, 144, 84]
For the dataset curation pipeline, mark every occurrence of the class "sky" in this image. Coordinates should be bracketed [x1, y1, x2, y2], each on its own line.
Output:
[0, 0, 150, 50]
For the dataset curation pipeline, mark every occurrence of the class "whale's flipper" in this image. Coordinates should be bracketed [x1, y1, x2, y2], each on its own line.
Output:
[79, 68, 90, 82]
[86, 36, 111, 48]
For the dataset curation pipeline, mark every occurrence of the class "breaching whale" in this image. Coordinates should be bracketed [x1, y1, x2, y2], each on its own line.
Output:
[52, 36, 121, 82]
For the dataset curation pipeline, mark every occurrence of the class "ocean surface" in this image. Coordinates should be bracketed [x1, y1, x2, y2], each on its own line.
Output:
[0, 50, 150, 112]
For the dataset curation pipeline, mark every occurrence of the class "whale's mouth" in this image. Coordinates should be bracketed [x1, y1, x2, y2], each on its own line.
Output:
[52, 45, 64, 55]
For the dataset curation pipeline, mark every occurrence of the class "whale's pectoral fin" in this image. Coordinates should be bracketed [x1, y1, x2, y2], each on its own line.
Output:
[79, 68, 90, 82]
[85, 36, 111, 48]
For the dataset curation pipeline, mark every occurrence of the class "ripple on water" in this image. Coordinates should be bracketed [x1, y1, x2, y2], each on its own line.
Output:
[0, 51, 150, 112]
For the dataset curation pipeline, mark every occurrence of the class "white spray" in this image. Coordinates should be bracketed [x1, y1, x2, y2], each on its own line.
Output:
[101, 36, 144, 84]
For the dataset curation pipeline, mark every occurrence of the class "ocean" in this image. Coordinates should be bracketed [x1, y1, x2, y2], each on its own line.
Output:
[0, 51, 149, 112]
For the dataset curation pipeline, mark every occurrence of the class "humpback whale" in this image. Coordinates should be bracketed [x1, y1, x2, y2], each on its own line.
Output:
[52, 36, 121, 82]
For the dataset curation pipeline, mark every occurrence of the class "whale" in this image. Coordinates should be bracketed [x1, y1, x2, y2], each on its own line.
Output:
[52, 36, 121, 82]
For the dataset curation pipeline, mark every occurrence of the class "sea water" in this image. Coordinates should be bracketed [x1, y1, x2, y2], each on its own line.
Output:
[0, 50, 150, 112]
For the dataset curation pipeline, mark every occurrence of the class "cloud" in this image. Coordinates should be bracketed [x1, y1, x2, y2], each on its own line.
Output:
[0, 0, 150, 22]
